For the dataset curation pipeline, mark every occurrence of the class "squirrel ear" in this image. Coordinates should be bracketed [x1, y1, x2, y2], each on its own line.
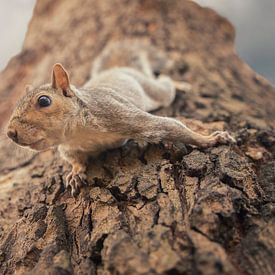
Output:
[25, 84, 33, 93]
[52, 63, 74, 97]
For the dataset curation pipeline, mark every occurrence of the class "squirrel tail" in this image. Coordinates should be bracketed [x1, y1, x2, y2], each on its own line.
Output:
[90, 39, 173, 78]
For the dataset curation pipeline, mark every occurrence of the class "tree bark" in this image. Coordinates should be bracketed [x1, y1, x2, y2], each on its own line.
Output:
[0, 0, 274, 274]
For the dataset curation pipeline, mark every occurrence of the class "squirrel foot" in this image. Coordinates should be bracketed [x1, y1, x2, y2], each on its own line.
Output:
[158, 74, 192, 92]
[65, 170, 87, 196]
[172, 80, 192, 92]
[206, 131, 236, 147]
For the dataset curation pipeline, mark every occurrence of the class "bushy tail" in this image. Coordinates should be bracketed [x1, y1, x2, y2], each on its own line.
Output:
[91, 39, 173, 77]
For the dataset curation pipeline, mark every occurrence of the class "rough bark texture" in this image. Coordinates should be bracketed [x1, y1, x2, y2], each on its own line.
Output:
[0, 0, 274, 274]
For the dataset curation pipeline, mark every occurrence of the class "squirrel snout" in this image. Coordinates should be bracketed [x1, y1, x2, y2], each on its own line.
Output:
[7, 129, 18, 143]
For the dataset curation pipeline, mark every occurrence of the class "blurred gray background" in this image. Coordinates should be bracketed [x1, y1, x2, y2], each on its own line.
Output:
[0, 0, 35, 70]
[0, 0, 274, 84]
[194, 0, 275, 84]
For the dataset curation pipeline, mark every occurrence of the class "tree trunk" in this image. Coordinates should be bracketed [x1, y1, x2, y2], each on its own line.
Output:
[0, 0, 274, 274]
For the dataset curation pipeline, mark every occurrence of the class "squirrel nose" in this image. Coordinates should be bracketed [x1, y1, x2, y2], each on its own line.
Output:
[7, 129, 18, 142]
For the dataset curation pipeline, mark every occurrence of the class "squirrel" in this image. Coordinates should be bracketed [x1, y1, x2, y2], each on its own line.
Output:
[6, 39, 235, 196]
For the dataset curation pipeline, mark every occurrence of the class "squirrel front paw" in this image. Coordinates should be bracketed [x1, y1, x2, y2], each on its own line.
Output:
[198, 131, 236, 148]
[210, 131, 236, 146]
[65, 171, 87, 196]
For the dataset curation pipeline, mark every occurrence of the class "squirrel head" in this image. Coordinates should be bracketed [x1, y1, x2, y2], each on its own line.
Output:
[7, 63, 79, 151]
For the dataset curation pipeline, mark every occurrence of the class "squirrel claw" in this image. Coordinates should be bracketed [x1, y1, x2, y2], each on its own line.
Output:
[65, 172, 87, 196]
[211, 131, 236, 145]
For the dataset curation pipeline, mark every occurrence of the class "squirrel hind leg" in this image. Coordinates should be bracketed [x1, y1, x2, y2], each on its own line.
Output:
[121, 69, 176, 111]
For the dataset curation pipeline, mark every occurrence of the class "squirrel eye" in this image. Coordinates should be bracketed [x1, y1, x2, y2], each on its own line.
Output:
[38, 96, 51, 107]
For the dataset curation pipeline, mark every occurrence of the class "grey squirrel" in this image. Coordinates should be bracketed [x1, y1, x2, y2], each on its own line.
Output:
[7, 40, 235, 196]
